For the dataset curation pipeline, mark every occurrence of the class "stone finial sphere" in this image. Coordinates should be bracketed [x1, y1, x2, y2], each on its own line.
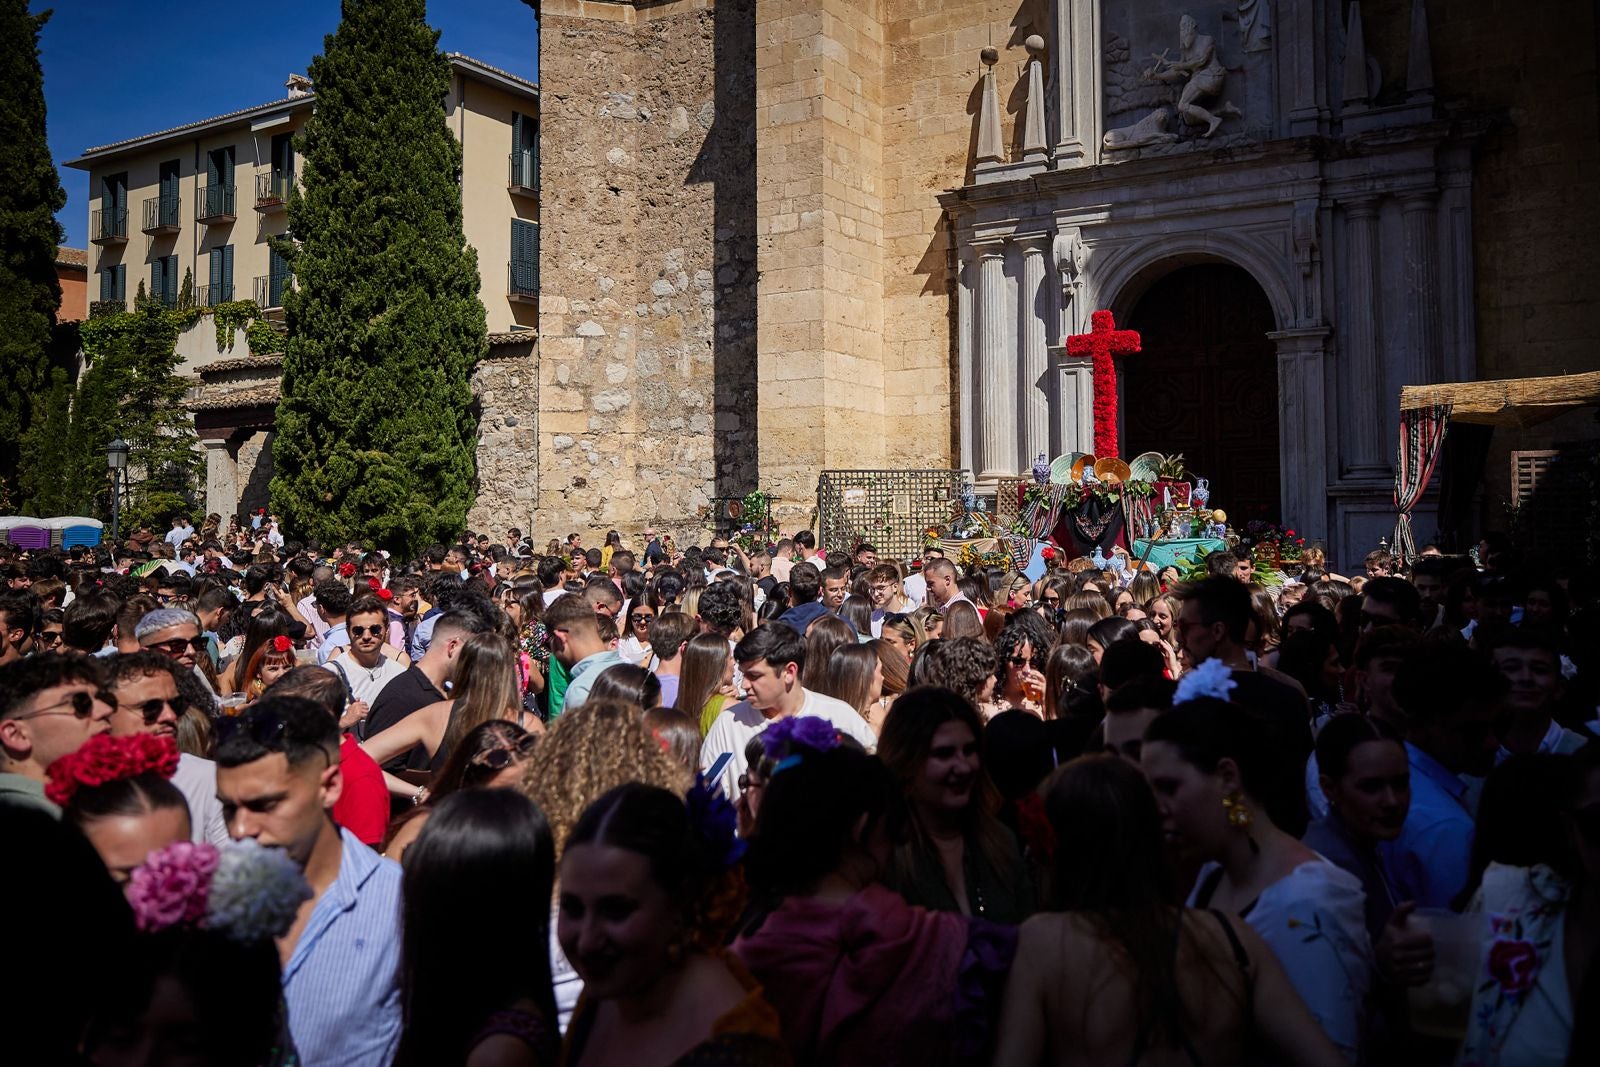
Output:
[1025, 34, 1046, 56]
[981, 46, 1000, 66]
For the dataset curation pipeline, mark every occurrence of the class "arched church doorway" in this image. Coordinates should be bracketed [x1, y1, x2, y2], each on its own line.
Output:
[1123, 263, 1281, 522]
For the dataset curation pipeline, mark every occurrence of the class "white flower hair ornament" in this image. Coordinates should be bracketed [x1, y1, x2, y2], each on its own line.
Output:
[1174, 658, 1238, 704]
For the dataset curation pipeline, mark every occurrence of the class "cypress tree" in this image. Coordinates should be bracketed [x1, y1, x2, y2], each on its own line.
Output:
[0, 1, 68, 505]
[271, 0, 485, 554]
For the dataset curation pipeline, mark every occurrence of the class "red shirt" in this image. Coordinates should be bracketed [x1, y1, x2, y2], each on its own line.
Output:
[334, 733, 389, 847]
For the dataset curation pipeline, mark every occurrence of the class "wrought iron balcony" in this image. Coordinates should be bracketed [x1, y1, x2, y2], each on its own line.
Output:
[196, 183, 236, 223]
[91, 207, 128, 244]
[508, 260, 538, 303]
[508, 150, 537, 195]
[253, 273, 291, 311]
[142, 195, 181, 235]
[195, 282, 234, 307]
[255, 171, 291, 211]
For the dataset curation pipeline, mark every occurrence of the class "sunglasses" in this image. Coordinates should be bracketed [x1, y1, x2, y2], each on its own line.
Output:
[1041, 596, 1061, 605]
[471, 734, 540, 769]
[737, 772, 764, 793]
[39, 630, 64, 648]
[882, 612, 911, 625]
[145, 636, 206, 656]
[13, 689, 115, 721]
[214, 709, 290, 747]
[1008, 656, 1029, 667]
[115, 696, 182, 725]
[629, 613, 654, 626]
[348, 624, 384, 638]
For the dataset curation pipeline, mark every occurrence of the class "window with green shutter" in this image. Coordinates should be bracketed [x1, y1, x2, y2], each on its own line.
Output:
[511, 219, 538, 295]
[158, 160, 180, 226]
[208, 244, 235, 304]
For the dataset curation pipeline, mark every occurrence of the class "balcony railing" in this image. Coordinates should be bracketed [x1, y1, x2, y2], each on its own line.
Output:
[255, 171, 291, 211]
[508, 259, 538, 303]
[91, 207, 128, 244]
[253, 273, 291, 310]
[508, 150, 537, 195]
[195, 282, 234, 307]
[196, 183, 236, 223]
[142, 195, 181, 235]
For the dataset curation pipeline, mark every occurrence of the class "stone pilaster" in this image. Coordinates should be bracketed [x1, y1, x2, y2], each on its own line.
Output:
[1341, 197, 1387, 475]
[200, 439, 238, 523]
[957, 248, 975, 475]
[1401, 191, 1442, 385]
[1271, 327, 1332, 538]
[1017, 235, 1050, 472]
[974, 240, 1011, 483]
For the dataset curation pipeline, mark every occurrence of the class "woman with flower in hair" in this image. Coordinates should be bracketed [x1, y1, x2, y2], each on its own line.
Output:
[49, 732, 191, 885]
[736, 723, 1017, 1066]
[85, 837, 311, 1067]
[239, 634, 298, 704]
[558, 782, 788, 1066]
[1141, 661, 1372, 1062]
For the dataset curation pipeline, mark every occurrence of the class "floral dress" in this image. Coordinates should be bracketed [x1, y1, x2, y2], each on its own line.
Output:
[1457, 863, 1573, 1067]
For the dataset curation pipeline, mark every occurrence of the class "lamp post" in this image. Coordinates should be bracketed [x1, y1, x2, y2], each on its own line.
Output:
[106, 437, 129, 547]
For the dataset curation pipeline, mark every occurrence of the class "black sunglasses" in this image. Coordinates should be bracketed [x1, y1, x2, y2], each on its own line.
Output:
[348, 624, 384, 638]
[145, 636, 206, 656]
[15, 689, 116, 721]
[214, 708, 289, 747]
[1008, 656, 1029, 667]
[471, 734, 540, 770]
[116, 696, 182, 725]
[629, 613, 654, 626]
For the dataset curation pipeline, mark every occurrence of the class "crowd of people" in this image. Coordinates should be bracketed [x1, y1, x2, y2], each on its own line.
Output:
[3, 516, 1597, 1066]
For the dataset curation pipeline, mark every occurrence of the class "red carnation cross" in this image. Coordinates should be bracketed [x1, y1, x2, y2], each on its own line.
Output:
[1065, 310, 1142, 459]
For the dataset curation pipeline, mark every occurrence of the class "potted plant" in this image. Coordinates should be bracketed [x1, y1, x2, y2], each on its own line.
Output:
[1155, 453, 1191, 508]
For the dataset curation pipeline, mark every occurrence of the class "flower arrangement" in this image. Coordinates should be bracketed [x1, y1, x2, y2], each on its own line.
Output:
[686, 776, 747, 869]
[126, 838, 310, 942]
[1174, 658, 1238, 704]
[957, 542, 1012, 572]
[46, 734, 180, 808]
[762, 715, 841, 766]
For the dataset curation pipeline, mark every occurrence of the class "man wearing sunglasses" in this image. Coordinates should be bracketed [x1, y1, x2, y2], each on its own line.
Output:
[135, 606, 220, 701]
[104, 651, 228, 846]
[0, 652, 112, 814]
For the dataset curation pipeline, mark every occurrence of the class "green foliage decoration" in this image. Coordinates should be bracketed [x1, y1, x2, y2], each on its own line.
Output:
[270, 0, 486, 555]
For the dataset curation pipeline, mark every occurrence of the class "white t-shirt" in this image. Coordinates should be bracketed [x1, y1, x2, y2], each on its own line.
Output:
[173, 752, 229, 846]
[902, 571, 928, 607]
[324, 653, 409, 706]
[698, 688, 877, 800]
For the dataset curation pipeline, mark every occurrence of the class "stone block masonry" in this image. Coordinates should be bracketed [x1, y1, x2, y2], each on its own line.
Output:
[536, 0, 758, 543]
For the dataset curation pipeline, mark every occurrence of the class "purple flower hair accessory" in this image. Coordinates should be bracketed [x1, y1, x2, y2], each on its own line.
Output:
[761, 715, 840, 761]
[126, 841, 220, 933]
[687, 775, 747, 868]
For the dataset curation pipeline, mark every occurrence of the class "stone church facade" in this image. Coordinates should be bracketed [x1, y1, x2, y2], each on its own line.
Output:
[534, 0, 1598, 562]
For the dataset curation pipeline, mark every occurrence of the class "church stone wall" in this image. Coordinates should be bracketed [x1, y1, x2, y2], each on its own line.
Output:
[537, 0, 757, 543]
[879, 2, 1031, 472]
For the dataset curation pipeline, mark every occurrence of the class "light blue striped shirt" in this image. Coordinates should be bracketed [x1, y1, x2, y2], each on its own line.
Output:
[282, 827, 403, 1066]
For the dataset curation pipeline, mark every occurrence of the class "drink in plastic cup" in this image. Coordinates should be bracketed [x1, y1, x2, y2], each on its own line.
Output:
[1406, 908, 1480, 1041]
[219, 692, 249, 716]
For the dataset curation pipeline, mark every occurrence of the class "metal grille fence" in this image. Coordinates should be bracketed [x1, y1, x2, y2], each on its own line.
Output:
[817, 469, 966, 561]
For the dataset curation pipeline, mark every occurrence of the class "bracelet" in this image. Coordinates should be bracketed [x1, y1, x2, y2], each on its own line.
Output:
[411, 785, 428, 806]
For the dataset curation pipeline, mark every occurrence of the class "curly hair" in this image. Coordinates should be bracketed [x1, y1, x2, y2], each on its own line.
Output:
[912, 636, 996, 705]
[519, 700, 691, 856]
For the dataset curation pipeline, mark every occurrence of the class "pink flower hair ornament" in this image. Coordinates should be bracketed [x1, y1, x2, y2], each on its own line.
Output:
[126, 838, 311, 943]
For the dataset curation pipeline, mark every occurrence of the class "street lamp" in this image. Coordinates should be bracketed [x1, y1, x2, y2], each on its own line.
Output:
[106, 437, 129, 547]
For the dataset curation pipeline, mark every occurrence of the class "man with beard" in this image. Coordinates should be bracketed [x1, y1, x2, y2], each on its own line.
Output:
[104, 651, 227, 845]
[214, 696, 402, 1066]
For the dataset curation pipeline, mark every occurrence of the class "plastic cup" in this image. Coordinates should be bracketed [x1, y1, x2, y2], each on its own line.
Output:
[1406, 908, 1481, 1041]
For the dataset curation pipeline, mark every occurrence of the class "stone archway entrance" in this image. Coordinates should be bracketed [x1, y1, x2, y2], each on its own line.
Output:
[1123, 263, 1281, 521]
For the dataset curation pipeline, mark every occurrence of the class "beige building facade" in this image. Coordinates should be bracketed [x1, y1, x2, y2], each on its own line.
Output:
[65, 54, 542, 529]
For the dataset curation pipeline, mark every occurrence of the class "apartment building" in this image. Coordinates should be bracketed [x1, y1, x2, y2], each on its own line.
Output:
[66, 53, 539, 333]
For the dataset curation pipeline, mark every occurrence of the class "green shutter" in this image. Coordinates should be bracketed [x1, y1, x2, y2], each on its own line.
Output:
[209, 247, 222, 291]
[151, 258, 163, 304]
[222, 244, 234, 298]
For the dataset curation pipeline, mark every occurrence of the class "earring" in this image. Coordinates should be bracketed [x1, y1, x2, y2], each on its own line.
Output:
[1222, 791, 1253, 830]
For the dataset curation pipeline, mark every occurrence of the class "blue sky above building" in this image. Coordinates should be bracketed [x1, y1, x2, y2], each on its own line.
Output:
[39, 0, 539, 249]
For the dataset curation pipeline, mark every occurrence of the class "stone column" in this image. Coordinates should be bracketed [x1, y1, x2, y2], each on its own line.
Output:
[1052, 0, 1099, 166]
[1017, 235, 1050, 472]
[1269, 328, 1331, 539]
[1341, 197, 1387, 474]
[1400, 191, 1442, 385]
[974, 240, 1013, 483]
[200, 439, 238, 522]
[957, 247, 975, 475]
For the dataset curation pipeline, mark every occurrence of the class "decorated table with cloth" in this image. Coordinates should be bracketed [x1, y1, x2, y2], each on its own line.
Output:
[1131, 538, 1227, 571]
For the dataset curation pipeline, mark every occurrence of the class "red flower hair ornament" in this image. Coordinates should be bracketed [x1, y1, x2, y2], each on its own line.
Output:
[338, 562, 357, 579]
[271, 635, 293, 654]
[46, 733, 180, 807]
[376, 588, 394, 602]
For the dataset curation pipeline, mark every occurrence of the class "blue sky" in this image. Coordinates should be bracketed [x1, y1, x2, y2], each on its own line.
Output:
[39, 0, 539, 249]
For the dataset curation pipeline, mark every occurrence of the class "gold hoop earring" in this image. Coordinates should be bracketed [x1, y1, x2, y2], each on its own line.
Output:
[1222, 791, 1253, 830]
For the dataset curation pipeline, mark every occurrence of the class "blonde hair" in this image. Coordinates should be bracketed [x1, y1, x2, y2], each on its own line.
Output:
[816, 643, 879, 713]
[439, 633, 522, 761]
[674, 632, 731, 720]
[521, 700, 692, 855]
